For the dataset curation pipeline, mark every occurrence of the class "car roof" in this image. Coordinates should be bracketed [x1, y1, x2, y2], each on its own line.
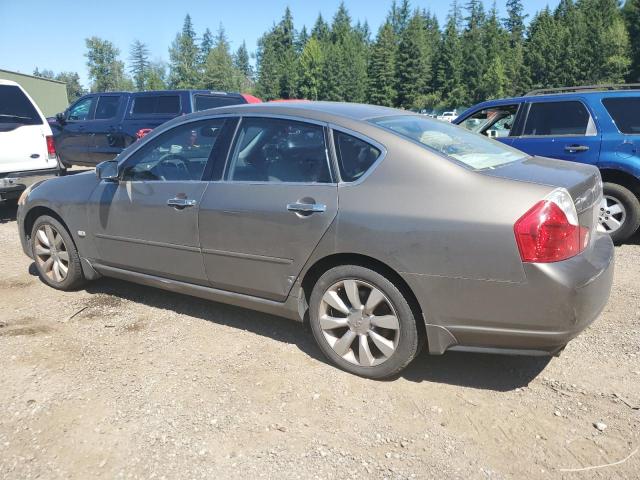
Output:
[81, 90, 246, 97]
[0, 79, 20, 86]
[469, 89, 640, 109]
[190, 101, 410, 124]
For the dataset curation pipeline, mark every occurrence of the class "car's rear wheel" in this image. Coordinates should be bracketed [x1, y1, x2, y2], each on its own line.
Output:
[598, 182, 640, 243]
[309, 265, 421, 379]
[31, 215, 85, 291]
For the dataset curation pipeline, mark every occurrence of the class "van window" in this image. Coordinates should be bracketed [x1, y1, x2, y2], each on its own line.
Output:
[0, 85, 42, 125]
[194, 95, 244, 111]
[602, 97, 640, 134]
[523, 101, 595, 136]
[132, 95, 180, 115]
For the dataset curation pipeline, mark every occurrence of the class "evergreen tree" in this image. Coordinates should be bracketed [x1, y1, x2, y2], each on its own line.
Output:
[396, 11, 432, 109]
[129, 40, 150, 91]
[168, 14, 200, 88]
[503, 0, 527, 95]
[296, 26, 309, 54]
[234, 41, 253, 90]
[435, 2, 466, 106]
[624, 0, 640, 81]
[198, 28, 214, 71]
[297, 37, 324, 100]
[85, 37, 131, 92]
[523, 8, 565, 89]
[461, 0, 487, 105]
[146, 61, 167, 90]
[367, 22, 397, 106]
[55, 72, 86, 102]
[33, 68, 55, 79]
[480, 4, 510, 99]
[311, 13, 330, 42]
[387, 0, 411, 36]
[203, 26, 239, 91]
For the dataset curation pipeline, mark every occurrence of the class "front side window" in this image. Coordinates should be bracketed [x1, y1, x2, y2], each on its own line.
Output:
[95, 96, 121, 120]
[460, 105, 518, 138]
[334, 131, 381, 182]
[603, 97, 640, 134]
[226, 118, 331, 183]
[132, 95, 180, 115]
[371, 115, 526, 170]
[121, 119, 226, 181]
[0, 85, 42, 125]
[522, 101, 595, 136]
[67, 96, 94, 121]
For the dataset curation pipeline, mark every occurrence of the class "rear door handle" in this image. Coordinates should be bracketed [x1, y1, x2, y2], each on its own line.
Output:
[564, 144, 590, 153]
[167, 198, 197, 208]
[287, 202, 326, 214]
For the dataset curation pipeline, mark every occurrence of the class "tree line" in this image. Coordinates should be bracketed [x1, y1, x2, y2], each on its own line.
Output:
[34, 0, 640, 110]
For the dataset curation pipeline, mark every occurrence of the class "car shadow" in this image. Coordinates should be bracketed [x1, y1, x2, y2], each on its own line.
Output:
[38, 274, 550, 391]
[0, 202, 17, 223]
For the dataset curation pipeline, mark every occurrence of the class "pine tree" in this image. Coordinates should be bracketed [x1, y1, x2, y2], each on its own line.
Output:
[396, 11, 432, 109]
[146, 61, 167, 90]
[234, 41, 253, 90]
[435, 2, 466, 107]
[311, 13, 330, 42]
[503, 0, 527, 95]
[367, 22, 397, 106]
[203, 26, 239, 91]
[297, 37, 324, 100]
[460, 0, 487, 105]
[85, 37, 131, 92]
[523, 8, 565, 89]
[199, 28, 214, 72]
[387, 0, 411, 36]
[624, 0, 640, 81]
[168, 14, 200, 88]
[129, 40, 150, 91]
[480, 4, 510, 99]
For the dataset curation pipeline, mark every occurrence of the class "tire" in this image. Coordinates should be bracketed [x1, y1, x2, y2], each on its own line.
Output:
[600, 182, 640, 244]
[31, 215, 86, 291]
[309, 265, 422, 379]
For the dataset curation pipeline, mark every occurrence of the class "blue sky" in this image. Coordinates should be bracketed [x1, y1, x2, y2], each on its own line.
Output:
[0, 0, 557, 88]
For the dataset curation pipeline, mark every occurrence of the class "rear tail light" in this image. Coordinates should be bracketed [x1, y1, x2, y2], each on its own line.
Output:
[514, 188, 589, 263]
[45, 135, 56, 159]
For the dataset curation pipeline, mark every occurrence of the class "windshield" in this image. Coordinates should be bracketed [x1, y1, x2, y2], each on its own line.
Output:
[371, 115, 527, 170]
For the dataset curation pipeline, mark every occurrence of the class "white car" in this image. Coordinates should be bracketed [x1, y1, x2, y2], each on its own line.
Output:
[437, 111, 458, 122]
[0, 79, 61, 203]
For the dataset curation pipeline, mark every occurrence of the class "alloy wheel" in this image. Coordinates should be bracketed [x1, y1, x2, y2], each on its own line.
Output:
[318, 279, 400, 367]
[34, 224, 69, 283]
[597, 195, 626, 234]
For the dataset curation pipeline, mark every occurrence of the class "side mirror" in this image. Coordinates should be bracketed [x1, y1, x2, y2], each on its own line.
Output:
[96, 160, 119, 182]
[55, 112, 66, 125]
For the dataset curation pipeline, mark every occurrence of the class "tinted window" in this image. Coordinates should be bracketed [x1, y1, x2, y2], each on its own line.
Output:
[334, 132, 381, 182]
[121, 119, 226, 181]
[95, 96, 121, 120]
[194, 95, 244, 111]
[67, 96, 94, 121]
[227, 118, 331, 183]
[523, 101, 592, 136]
[0, 85, 42, 125]
[371, 115, 526, 170]
[603, 97, 640, 134]
[132, 95, 180, 115]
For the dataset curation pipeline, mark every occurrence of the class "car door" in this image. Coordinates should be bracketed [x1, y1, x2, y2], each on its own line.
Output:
[509, 99, 602, 165]
[91, 94, 126, 164]
[56, 95, 96, 165]
[198, 116, 338, 301]
[88, 117, 231, 284]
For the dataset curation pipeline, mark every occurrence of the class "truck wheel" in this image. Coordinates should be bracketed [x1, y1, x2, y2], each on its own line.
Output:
[599, 182, 640, 244]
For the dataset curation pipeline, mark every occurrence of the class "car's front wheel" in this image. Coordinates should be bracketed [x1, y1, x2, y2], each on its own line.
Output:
[31, 215, 85, 290]
[309, 265, 422, 379]
[598, 182, 640, 244]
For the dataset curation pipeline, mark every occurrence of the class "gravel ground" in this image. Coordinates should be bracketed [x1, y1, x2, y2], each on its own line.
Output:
[0, 200, 639, 480]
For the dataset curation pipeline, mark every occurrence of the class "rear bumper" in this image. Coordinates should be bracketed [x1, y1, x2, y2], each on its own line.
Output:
[406, 232, 615, 355]
[0, 167, 61, 199]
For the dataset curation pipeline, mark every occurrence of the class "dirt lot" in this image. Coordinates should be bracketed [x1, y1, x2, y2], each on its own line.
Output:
[0, 200, 639, 480]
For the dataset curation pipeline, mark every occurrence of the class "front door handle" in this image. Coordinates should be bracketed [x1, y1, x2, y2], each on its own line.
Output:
[167, 198, 197, 209]
[287, 202, 327, 214]
[564, 144, 590, 153]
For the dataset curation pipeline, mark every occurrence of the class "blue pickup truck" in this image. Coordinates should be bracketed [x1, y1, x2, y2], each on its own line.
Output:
[455, 85, 640, 242]
[50, 90, 260, 168]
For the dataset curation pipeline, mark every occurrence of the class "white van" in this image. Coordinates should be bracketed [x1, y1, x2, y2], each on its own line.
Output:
[0, 79, 62, 202]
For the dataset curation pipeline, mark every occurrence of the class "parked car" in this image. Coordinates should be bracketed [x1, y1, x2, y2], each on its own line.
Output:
[17, 102, 613, 379]
[50, 90, 261, 167]
[437, 111, 457, 122]
[455, 85, 640, 242]
[0, 79, 62, 203]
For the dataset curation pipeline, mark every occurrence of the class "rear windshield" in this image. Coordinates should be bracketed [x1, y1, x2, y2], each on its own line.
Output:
[194, 94, 244, 111]
[371, 115, 526, 170]
[603, 97, 640, 134]
[131, 95, 180, 115]
[0, 85, 42, 125]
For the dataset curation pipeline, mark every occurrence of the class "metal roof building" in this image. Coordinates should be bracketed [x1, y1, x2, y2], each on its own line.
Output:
[0, 69, 69, 117]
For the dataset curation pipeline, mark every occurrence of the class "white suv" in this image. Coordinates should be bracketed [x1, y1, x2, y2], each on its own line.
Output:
[0, 79, 62, 203]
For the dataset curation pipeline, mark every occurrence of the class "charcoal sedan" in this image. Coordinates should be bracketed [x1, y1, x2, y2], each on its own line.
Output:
[17, 102, 614, 379]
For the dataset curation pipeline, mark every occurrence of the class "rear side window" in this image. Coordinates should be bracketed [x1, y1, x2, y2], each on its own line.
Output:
[132, 95, 180, 115]
[0, 85, 42, 125]
[194, 95, 244, 111]
[95, 96, 121, 120]
[523, 101, 594, 136]
[603, 97, 640, 134]
[333, 131, 381, 182]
